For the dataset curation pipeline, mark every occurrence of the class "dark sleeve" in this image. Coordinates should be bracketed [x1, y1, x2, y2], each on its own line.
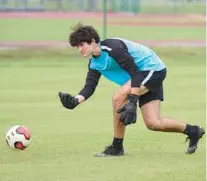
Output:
[78, 63, 101, 100]
[106, 40, 143, 87]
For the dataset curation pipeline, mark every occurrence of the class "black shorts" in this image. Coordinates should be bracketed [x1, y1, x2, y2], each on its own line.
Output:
[139, 68, 167, 107]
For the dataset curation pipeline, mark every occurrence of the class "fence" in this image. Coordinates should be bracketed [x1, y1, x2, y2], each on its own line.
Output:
[0, 0, 205, 14]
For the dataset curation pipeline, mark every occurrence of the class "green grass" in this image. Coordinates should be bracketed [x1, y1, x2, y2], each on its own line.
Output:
[0, 19, 205, 41]
[0, 47, 205, 181]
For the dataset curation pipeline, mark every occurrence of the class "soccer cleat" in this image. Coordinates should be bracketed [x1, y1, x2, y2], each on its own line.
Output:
[95, 144, 124, 157]
[185, 126, 205, 154]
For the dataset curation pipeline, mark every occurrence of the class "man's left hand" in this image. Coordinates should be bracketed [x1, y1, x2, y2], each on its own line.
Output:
[117, 94, 138, 126]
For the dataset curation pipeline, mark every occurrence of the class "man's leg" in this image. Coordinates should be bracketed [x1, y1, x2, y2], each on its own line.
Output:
[95, 81, 148, 157]
[112, 83, 149, 139]
[95, 81, 130, 157]
[112, 82, 129, 139]
[141, 100, 186, 132]
[140, 100, 205, 154]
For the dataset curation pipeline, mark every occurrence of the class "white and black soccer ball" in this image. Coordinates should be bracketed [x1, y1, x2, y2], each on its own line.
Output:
[6, 125, 31, 150]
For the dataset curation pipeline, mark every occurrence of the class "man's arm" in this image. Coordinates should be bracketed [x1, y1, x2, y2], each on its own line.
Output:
[110, 48, 141, 125]
[110, 48, 142, 96]
[103, 39, 142, 96]
[76, 66, 101, 104]
[59, 62, 101, 109]
[101, 39, 141, 125]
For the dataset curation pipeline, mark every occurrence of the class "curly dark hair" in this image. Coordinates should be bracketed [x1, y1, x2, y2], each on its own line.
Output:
[69, 22, 100, 47]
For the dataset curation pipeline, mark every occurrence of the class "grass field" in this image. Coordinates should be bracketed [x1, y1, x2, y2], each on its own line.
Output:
[0, 18, 205, 41]
[0, 14, 206, 181]
[0, 47, 205, 181]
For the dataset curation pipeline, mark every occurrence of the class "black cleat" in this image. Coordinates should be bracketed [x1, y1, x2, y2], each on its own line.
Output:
[185, 126, 205, 154]
[95, 144, 124, 157]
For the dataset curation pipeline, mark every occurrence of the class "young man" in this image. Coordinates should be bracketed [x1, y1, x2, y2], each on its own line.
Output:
[58, 23, 205, 157]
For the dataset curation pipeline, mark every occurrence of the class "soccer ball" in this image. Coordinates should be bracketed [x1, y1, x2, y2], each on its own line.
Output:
[6, 125, 31, 150]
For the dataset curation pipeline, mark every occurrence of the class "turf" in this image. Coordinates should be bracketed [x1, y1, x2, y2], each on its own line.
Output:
[0, 18, 205, 41]
[0, 47, 205, 181]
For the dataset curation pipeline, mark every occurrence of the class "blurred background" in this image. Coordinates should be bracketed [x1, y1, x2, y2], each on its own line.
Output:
[0, 0, 205, 46]
[0, 0, 206, 14]
[0, 1, 205, 181]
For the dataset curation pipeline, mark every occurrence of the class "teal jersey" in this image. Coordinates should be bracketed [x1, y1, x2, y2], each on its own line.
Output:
[90, 38, 166, 86]
[79, 38, 166, 99]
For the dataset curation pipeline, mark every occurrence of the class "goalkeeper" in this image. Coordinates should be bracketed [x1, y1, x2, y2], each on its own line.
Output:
[58, 23, 205, 157]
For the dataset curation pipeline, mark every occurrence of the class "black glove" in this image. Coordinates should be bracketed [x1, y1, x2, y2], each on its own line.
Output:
[117, 94, 139, 126]
[58, 92, 79, 109]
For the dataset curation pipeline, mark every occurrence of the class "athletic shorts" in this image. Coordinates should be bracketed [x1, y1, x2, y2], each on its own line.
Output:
[139, 68, 167, 107]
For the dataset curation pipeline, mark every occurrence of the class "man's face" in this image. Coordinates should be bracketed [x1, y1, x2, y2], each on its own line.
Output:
[77, 42, 94, 57]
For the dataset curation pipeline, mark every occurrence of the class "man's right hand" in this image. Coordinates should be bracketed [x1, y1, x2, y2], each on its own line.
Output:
[58, 92, 79, 109]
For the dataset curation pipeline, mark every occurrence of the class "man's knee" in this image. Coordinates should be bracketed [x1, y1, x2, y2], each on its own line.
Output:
[144, 119, 163, 131]
[112, 92, 126, 106]
[112, 81, 130, 109]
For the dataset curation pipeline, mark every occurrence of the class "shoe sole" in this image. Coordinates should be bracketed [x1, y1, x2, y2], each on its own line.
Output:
[95, 153, 124, 157]
[95, 150, 124, 157]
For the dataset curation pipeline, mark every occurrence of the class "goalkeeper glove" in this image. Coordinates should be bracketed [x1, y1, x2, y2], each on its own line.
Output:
[58, 92, 79, 109]
[117, 94, 139, 126]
